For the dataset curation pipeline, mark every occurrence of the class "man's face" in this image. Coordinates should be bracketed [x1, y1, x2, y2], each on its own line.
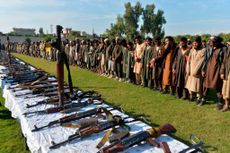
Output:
[135, 38, 141, 44]
[164, 38, 170, 46]
[227, 41, 230, 47]
[146, 40, 151, 46]
[180, 41, 187, 48]
[212, 41, 218, 48]
[193, 41, 200, 49]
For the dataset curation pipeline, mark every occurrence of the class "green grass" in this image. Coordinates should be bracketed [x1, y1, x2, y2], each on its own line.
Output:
[6, 53, 230, 153]
[0, 89, 29, 153]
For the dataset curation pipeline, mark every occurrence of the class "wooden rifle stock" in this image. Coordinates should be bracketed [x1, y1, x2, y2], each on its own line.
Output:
[55, 25, 65, 107]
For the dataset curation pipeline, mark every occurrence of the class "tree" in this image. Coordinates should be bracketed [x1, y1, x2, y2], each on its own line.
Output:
[123, 2, 143, 41]
[39, 27, 44, 35]
[141, 4, 166, 38]
[106, 15, 125, 39]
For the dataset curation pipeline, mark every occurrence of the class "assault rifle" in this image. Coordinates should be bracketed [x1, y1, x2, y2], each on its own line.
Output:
[98, 123, 177, 153]
[23, 95, 102, 117]
[23, 89, 96, 100]
[49, 115, 137, 149]
[32, 106, 116, 132]
[26, 92, 101, 108]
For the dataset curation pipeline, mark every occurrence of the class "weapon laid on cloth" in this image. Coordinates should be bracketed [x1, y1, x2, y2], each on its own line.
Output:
[10, 79, 58, 91]
[98, 123, 177, 153]
[179, 134, 205, 153]
[32, 106, 115, 132]
[25, 90, 99, 108]
[52, 25, 73, 107]
[49, 115, 136, 149]
[23, 95, 102, 117]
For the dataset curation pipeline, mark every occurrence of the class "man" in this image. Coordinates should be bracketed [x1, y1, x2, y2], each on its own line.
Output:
[220, 41, 230, 111]
[126, 41, 135, 83]
[202, 36, 227, 109]
[121, 39, 128, 81]
[150, 37, 163, 91]
[141, 37, 153, 88]
[173, 37, 190, 99]
[112, 37, 123, 81]
[106, 39, 115, 78]
[133, 35, 145, 85]
[185, 36, 206, 102]
[155, 36, 177, 95]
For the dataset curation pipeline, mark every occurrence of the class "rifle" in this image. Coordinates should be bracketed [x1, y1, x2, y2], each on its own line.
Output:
[26, 93, 101, 108]
[32, 106, 115, 132]
[24, 89, 96, 100]
[98, 123, 177, 153]
[52, 25, 73, 107]
[23, 96, 102, 117]
[49, 115, 136, 149]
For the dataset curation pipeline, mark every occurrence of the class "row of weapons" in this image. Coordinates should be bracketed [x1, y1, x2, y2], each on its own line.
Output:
[0, 51, 204, 153]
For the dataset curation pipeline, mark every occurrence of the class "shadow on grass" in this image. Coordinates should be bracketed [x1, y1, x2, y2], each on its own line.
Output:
[0, 109, 13, 120]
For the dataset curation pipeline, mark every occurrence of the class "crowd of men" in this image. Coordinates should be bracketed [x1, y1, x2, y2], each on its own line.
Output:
[2, 35, 230, 112]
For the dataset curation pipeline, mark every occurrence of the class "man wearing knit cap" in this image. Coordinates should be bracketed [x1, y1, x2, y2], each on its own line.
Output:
[202, 36, 227, 109]
[185, 36, 206, 102]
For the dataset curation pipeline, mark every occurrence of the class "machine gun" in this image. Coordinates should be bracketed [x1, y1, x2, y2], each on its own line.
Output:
[98, 123, 177, 153]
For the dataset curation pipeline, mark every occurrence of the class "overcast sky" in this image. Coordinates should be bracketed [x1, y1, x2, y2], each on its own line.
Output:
[0, 0, 230, 36]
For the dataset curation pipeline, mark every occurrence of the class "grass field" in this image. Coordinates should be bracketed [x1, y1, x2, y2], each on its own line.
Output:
[1, 52, 230, 153]
[0, 89, 29, 153]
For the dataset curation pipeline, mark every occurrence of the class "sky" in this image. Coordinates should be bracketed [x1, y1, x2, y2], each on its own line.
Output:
[0, 0, 230, 36]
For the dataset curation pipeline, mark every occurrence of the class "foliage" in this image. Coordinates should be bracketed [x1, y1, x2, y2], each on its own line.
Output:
[141, 4, 166, 38]
[174, 33, 230, 43]
[105, 2, 166, 40]
[25, 37, 31, 43]
[39, 27, 44, 35]
[12, 53, 230, 153]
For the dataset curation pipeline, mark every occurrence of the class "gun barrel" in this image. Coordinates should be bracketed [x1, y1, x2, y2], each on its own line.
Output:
[50, 133, 80, 149]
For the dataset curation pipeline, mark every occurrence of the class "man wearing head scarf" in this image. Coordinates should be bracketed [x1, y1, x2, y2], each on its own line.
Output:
[202, 36, 227, 109]
[185, 36, 206, 102]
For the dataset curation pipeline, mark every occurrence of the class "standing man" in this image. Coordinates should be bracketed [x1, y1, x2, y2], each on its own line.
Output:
[173, 37, 190, 99]
[155, 36, 177, 95]
[142, 37, 153, 88]
[220, 40, 230, 111]
[150, 37, 163, 91]
[202, 36, 227, 109]
[185, 36, 206, 102]
[112, 37, 123, 81]
[133, 35, 146, 85]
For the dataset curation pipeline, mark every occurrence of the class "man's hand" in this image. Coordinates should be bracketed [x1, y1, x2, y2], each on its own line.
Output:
[202, 71, 206, 77]
[220, 74, 224, 79]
